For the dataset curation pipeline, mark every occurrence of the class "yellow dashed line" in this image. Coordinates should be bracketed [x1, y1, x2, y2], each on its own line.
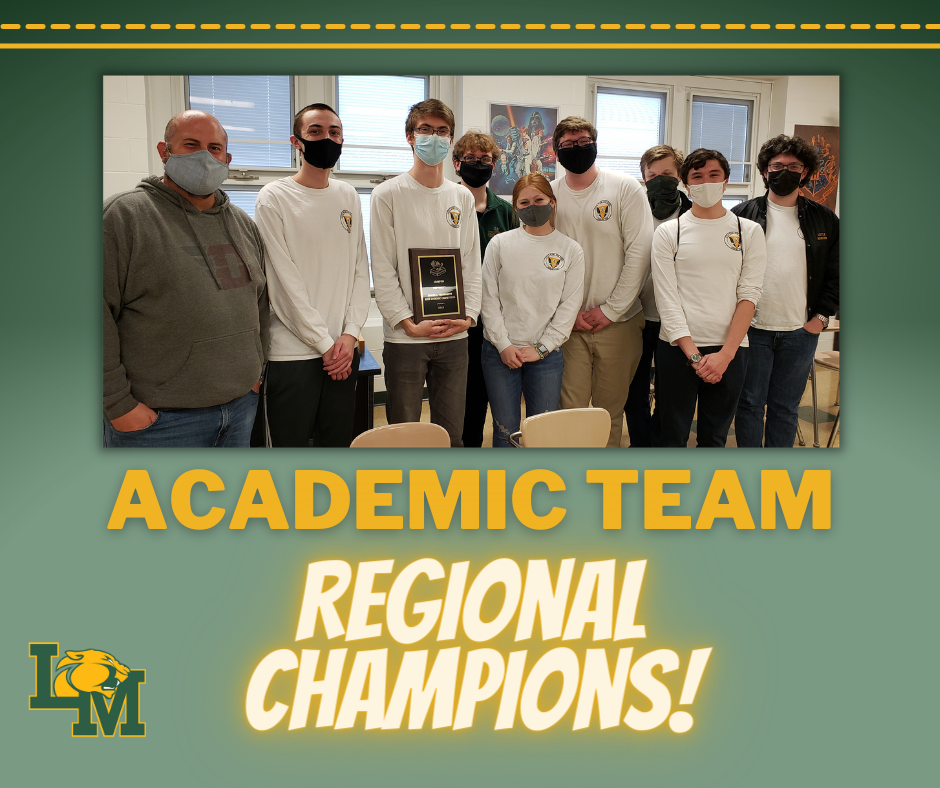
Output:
[1, 20, 939, 35]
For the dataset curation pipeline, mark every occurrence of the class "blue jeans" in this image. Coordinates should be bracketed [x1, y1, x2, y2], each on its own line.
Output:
[103, 390, 259, 448]
[735, 326, 819, 447]
[481, 340, 565, 448]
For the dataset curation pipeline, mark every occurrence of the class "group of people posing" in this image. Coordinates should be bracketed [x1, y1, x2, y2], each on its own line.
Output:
[103, 98, 838, 449]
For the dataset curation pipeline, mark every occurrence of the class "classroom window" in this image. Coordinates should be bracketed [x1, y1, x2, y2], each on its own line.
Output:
[594, 87, 667, 179]
[689, 95, 754, 183]
[335, 75, 429, 174]
[186, 75, 294, 169]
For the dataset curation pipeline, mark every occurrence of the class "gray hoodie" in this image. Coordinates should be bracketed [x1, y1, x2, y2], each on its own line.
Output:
[104, 176, 268, 419]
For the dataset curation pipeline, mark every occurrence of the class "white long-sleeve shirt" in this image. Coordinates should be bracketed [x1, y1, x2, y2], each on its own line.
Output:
[370, 174, 482, 344]
[651, 211, 767, 347]
[553, 169, 653, 322]
[254, 177, 371, 360]
[481, 227, 585, 354]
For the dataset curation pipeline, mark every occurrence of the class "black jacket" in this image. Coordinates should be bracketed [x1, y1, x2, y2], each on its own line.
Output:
[731, 194, 839, 318]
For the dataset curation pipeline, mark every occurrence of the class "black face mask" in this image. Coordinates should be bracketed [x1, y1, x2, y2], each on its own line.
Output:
[767, 168, 802, 197]
[556, 142, 597, 175]
[458, 160, 493, 188]
[645, 175, 682, 220]
[300, 137, 343, 169]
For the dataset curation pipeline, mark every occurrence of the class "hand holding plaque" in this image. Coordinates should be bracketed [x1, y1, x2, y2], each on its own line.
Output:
[408, 248, 465, 323]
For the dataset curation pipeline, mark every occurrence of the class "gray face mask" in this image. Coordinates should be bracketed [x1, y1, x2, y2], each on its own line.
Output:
[517, 203, 553, 227]
[164, 149, 230, 196]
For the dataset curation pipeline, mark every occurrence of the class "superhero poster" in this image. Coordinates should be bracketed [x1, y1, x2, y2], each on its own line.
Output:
[794, 124, 839, 211]
[488, 103, 558, 195]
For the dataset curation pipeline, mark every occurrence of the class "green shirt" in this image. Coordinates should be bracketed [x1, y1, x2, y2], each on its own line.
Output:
[476, 187, 518, 258]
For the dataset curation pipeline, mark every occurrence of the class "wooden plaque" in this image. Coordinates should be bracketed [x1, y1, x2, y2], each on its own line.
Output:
[408, 247, 465, 321]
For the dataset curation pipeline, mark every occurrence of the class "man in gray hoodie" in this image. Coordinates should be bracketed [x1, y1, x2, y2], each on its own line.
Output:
[103, 110, 268, 447]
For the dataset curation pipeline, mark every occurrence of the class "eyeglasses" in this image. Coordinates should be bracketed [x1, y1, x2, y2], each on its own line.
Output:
[767, 162, 805, 173]
[459, 155, 494, 165]
[557, 137, 595, 150]
[414, 126, 452, 138]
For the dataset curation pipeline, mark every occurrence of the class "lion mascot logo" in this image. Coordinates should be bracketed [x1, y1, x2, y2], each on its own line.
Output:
[53, 649, 130, 699]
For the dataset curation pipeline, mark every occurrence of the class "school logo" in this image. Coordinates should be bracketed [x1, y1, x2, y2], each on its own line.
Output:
[594, 201, 612, 221]
[340, 210, 352, 233]
[724, 231, 742, 251]
[544, 253, 565, 270]
[28, 642, 146, 737]
[447, 206, 461, 228]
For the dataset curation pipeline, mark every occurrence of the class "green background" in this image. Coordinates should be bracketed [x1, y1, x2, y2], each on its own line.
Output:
[1, 2, 936, 785]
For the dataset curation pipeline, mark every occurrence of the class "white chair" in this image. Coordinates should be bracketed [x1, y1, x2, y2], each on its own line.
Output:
[509, 408, 610, 448]
[350, 422, 451, 448]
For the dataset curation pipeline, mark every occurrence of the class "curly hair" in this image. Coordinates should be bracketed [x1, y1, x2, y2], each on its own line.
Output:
[680, 149, 730, 185]
[756, 134, 819, 187]
[453, 130, 501, 161]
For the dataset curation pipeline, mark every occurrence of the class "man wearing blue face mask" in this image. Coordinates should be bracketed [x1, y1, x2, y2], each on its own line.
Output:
[251, 103, 371, 447]
[103, 110, 268, 447]
[371, 99, 482, 446]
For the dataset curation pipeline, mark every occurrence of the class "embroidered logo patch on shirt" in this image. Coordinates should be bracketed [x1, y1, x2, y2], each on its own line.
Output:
[544, 253, 565, 270]
[594, 201, 612, 221]
[446, 206, 461, 228]
[724, 231, 742, 251]
[340, 210, 352, 233]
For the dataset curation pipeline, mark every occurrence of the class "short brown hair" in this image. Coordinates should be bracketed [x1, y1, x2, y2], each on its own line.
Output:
[293, 103, 340, 140]
[756, 134, 820, 187]
[552, 116, 597, 152]
[680, 149, 730, 185]
[512, 174, 557, 227]
[405, 99, 455, 137]
[453, 130, 500, 161]
[640, 145, 684, 179]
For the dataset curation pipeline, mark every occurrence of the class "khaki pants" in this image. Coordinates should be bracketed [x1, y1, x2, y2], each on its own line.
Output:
[561, 313, 644, 447]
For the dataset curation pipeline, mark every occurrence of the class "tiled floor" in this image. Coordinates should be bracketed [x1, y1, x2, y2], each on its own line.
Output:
[372, 363, 840, 448]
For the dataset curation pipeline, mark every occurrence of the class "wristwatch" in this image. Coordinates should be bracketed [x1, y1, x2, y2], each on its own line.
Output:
[687, 353, 702, 366]
[535, 344, 549, 359]
[812, 314, 830, 328]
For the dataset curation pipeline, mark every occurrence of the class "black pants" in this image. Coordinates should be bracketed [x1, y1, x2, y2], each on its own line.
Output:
[655, 340, 748, 448]
[257, 353, 360, 447]
[462, 323, 490, 447]
[624, 318, 660, 447]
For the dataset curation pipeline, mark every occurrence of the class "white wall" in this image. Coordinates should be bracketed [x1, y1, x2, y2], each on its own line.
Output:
[103, 76, 151, 199]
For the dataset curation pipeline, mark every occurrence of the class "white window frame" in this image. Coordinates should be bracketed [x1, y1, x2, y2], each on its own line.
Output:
[588, 75, 773, 201]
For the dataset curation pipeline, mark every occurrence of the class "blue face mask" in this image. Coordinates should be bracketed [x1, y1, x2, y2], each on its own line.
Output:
[413, 133, 451, 166]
